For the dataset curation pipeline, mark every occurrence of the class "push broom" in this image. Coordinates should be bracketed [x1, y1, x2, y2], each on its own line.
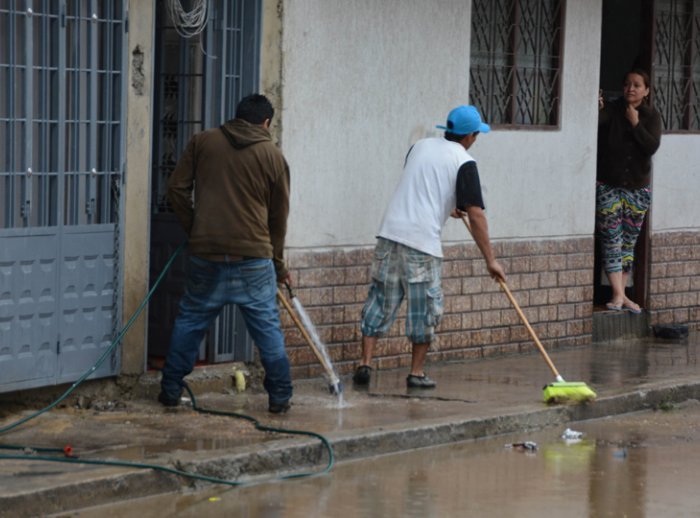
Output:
[277, 284, 343, 396]
[460, 215, 596, 404]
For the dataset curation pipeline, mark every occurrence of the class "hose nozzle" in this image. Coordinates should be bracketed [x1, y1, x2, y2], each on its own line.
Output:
[284, 281, 295, 299]
[329, 379, 344, 396]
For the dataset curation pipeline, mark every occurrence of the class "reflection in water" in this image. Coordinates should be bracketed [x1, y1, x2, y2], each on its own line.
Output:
[589, 338, 698, 387]
[588, 431, 647, 518]
[590, 340, 650, 386]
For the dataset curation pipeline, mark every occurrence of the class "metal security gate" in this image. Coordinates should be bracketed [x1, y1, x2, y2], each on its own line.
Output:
[148, 0, 261, 365]
[0, 1, 126, 392]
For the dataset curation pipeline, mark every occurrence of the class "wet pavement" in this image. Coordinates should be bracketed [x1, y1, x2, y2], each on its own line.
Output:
[1, 333, 699, 517]
[62, 400, 700, 518]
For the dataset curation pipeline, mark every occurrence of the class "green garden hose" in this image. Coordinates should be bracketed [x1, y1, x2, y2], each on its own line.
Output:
[0, 241, 335, 485]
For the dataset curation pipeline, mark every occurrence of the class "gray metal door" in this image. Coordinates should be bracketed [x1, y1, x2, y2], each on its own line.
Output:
[148, 0, 261, 364]
[0, 1, 126, 392]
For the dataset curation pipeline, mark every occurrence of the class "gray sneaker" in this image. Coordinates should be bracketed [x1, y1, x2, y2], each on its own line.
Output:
[406, 374, 436, 389]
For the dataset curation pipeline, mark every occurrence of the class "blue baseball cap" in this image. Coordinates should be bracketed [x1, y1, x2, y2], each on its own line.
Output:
[436, 105, 490, 135]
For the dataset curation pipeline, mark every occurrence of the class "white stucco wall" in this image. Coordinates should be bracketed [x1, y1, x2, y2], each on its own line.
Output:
[651, 134, 700, 231]
[469, 0, 602, 241]
[281, 0, 603, 248]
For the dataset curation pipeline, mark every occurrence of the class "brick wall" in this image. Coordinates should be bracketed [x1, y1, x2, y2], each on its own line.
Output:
[649, 231, 700, 329]
[281, 237, 594, 380]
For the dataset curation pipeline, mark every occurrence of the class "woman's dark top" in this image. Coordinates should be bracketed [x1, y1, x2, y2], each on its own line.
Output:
[597, 97, 662, 189]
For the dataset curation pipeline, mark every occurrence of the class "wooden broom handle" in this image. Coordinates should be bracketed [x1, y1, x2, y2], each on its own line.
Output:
[460, 215, 562, 379]
[276, 289, 336, 377]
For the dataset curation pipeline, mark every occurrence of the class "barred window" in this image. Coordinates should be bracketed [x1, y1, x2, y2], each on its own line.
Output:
[653, 0, 700, 132]
[0, 1, 125, 229]
[469, 0, 564, 127]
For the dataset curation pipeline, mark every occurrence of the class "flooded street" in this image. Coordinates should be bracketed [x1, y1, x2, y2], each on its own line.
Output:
[63, 400, 700, 518]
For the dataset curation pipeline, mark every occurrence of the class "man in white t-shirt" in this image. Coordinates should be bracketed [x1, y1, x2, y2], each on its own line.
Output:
[354, 105, 506, 389]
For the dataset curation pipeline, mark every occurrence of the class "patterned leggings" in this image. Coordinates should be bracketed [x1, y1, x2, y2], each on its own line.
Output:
[595, 182, 651, 273]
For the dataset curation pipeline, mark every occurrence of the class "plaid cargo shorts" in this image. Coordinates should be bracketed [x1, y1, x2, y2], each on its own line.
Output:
[361, 238, 444, 344]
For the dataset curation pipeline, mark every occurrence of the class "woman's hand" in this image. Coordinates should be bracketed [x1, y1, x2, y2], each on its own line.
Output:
[625, 104, 639, 126]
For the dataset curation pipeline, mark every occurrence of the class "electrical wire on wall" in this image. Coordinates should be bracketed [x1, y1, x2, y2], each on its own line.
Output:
[166, 0, 216, 57]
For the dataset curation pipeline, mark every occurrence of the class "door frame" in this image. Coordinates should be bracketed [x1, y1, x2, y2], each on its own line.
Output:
[594, 0, 655, 310]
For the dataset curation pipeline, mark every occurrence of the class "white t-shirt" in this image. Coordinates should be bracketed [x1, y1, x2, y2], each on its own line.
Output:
[377, 137, 476, 258]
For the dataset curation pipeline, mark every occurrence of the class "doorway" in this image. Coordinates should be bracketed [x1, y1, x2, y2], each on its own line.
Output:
[147, 0, 262, 369]
[594, 0, 654, 311]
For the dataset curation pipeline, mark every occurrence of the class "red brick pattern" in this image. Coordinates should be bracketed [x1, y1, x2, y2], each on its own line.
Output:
[649, 231, 700, 330]
[282, 238, 594, 379]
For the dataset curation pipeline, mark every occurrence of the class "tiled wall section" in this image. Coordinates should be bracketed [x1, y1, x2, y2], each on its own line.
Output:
[282, 238, 594, 379]
[649, 231, 700, 329]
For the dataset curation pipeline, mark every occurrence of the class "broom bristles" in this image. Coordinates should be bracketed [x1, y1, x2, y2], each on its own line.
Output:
[543, 381, 596, 405]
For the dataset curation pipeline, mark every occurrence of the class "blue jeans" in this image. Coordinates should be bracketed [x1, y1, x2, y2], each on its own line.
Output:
[161, 256, 292, 406]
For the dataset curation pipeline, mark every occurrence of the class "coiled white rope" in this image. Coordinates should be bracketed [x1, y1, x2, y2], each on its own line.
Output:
[166, 0, 210, 39]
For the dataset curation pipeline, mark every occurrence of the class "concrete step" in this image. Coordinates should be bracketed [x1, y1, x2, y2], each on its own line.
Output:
[593, 308, 650, 342]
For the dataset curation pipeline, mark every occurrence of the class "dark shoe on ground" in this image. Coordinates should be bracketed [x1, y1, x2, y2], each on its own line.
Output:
[353, 365, 372, 385]
[406, 374, 437, 389]
[158, 391, 180, 407]
[268, 400, 291, 414]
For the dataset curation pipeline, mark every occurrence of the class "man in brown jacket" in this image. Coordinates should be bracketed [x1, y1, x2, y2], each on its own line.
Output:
[159, 94, 293, 414]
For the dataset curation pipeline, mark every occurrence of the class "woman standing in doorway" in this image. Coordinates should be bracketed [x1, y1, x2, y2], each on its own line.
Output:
[596, 68, 662, 313]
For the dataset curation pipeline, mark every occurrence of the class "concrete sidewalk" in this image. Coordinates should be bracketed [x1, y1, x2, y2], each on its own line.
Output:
[1, 334, 699, 517]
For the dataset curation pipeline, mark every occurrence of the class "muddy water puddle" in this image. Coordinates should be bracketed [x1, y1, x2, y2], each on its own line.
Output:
[58, 400, 700, 517]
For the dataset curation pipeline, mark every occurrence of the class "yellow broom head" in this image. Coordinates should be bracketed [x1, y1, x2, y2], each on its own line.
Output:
[543, 381, 596, 405]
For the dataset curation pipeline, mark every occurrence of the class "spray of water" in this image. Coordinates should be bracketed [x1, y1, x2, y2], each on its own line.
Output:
[291, 297, 346, 406]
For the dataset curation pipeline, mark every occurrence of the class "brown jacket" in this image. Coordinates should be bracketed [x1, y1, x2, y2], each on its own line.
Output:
[167, 119, 290, 279]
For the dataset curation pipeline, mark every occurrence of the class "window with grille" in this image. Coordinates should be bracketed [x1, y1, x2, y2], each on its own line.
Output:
[653, 0, 700, 132]
[469, 0, 564, 127]
[151, 0, 260, 214]
[0, 1, 125, 230]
